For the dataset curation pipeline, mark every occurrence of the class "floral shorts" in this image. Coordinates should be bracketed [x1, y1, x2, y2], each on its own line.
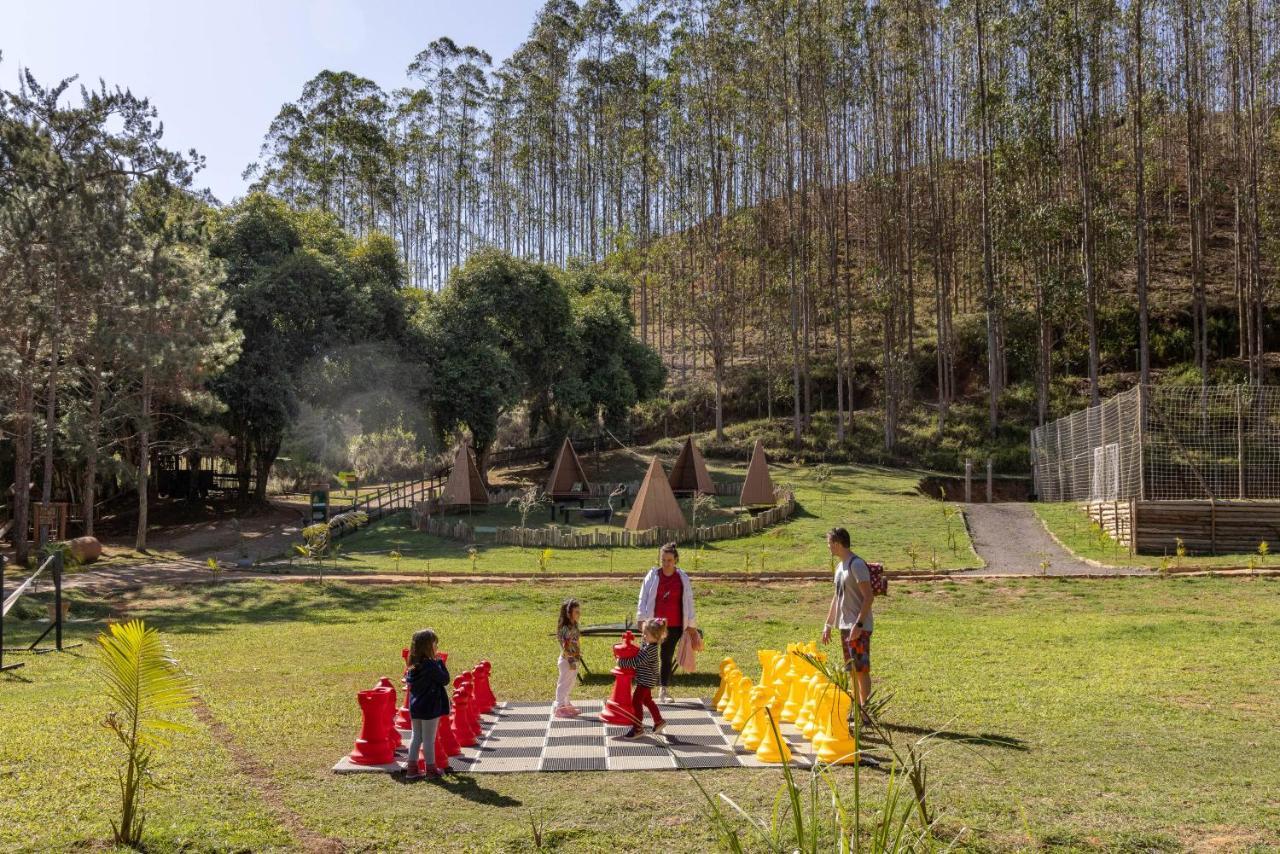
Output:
[839, 629, 872, 674]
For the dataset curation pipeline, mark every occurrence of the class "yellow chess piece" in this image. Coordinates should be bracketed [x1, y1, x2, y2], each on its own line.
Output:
[757, 649, 779, 688]
[768, 653, 789, 721]
[795, 674, 821, 733]
[720, 667, 743, 718]
[754, 702, 793, 764]
[741, 686, 771, 752]
[780, 666, 806, 722]
[815, 690, 859, 765]
[802, 675, 835, 741]
[808, 685, 837, 750]
[712, 658, 736, 708]
[730, 677, 755, 731]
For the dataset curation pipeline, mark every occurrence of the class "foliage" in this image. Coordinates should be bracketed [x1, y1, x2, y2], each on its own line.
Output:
[95, 619, 195, 847]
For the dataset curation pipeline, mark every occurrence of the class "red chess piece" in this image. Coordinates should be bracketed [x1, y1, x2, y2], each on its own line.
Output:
[469, 666, 490, 717]
[395, 648, 413, 729]
[601, 630, 641, 725]
[476, 661, 497, 712]
[456, 675, 482, 741]
[451, 686, 476, 747]
[432, 722, 451, 771]
[349, 688, 395, 765]
[437, 706, 462, 757]
[375, 677, 403, 749]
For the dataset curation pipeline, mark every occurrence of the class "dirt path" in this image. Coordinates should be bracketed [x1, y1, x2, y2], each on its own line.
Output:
[960, 503, 1149, 576]
[192, 697, 345, 853]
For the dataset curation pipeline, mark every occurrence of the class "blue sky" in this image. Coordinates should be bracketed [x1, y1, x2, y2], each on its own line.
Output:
[4, 0, 545, 202]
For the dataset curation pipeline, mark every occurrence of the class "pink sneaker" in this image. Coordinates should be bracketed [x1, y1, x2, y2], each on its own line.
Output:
[565, 704, 582, 716]
[553, 705, 576, 718]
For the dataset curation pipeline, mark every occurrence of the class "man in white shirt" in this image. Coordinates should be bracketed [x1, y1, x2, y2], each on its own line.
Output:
[820, 527, 874, 718]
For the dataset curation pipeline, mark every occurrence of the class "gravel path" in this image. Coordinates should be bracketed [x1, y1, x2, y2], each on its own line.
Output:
[960, 503, 1149, 576]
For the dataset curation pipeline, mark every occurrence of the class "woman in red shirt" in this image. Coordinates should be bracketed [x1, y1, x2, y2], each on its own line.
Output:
[636, 542, 698, 703]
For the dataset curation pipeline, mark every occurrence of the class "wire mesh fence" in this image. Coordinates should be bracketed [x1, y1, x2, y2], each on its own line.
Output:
[1031, 385, 1280, 502]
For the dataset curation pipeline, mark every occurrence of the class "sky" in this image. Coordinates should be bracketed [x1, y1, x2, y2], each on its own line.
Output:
[3, 0, 545, 202]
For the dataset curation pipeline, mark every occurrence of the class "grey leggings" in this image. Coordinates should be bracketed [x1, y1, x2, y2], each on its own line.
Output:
[406, 717, 441, 770]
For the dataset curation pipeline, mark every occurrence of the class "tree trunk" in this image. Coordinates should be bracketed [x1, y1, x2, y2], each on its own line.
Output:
[135, 368, 151, 552]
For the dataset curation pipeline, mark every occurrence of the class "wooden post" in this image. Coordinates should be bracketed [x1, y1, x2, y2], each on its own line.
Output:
[964, 458, 972, 503]
[1136, 385, 1146, 500]
[1236, 385, 1245, 499]
[986, 457, 993, 503]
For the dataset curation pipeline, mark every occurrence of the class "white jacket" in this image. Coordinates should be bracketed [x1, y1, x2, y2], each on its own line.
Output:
[636, 566, 697, 628]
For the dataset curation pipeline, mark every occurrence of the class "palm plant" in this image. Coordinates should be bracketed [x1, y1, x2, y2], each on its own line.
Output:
[96, 619, 195, 848]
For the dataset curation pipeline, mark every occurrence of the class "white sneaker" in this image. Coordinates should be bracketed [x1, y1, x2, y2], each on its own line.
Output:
[658, 689, 673, 704]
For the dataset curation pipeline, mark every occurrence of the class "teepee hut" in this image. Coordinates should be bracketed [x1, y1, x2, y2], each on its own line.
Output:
[440, 444, 489, 509]
[739, 439, 776, 507]
[545, 438, 591, 500]
[668, 436, 715, 496]
[624, 457, 687, 532]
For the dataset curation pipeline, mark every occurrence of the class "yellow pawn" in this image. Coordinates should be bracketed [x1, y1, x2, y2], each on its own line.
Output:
[808, 687, 837, 750]
[720, 667, 743, 718]
[730, 677, 755, 731]
[802, 677, 835, 741]
[754, 700, 793, 764]
[780, 665, 807, 722]
[795, 674, 821, 733]
[815, 690, 859, 765]
[741, 686, 772, 752]
[712, 658, 736, 708]
[768, 653, 789, 720]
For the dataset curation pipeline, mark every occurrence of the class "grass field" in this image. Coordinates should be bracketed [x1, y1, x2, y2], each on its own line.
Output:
[269, 461, 981, 576]
[1033, 503, 1272, 570]
[2, 575, 1278, 852]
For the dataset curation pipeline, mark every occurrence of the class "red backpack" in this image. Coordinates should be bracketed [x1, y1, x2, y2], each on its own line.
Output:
[850, 553, 888, 597]
[867, 561, 888, 596]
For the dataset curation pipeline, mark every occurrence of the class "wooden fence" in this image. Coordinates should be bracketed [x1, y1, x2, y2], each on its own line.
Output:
[421, 493, 796, 549]
[1084, 498, 1280, 555]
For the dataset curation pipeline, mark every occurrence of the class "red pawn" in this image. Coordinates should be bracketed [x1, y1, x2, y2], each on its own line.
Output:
[349, 687, 395, 765]
[456, 675, 482, 741]
[451, 685, 476, 747]
[475, 661, 497, 712]
[395, 648, 413, 729]
[375, 677, 403, 749]
[437, 705, 462, 757]
[601, 631, 641, 725]
[432, 721, 451, 772]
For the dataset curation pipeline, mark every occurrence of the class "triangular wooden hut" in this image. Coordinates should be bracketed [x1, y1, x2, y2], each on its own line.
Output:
[624, 457, 687, 532]
[668, 436, 715, 496]
[546, 438, 591, 500]
[739, 439, 776, 507]
[440, 444, 489, 509]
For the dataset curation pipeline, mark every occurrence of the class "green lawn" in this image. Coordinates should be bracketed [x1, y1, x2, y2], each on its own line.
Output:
[272, 461, 980, 576]
[2, 575, 1278, 851]
[1034, 502, 1273, 570]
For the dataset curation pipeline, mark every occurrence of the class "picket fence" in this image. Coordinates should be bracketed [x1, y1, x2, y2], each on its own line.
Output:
[420, 492, 796, 549]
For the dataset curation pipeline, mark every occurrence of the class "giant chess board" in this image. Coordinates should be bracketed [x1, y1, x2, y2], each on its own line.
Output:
[333, 698, 829, 774]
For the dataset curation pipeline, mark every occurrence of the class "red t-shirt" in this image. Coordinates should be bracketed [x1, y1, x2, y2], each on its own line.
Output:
[654, 570, 684, 627]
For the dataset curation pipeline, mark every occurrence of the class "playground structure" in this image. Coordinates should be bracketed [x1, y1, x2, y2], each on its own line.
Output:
[739, 439, 776, 508]
[625, 457, 689, 532]
[668, 436, 715, 496]
[1031, 384, 1280, 554]
[1, 550, 77, 674]
[545, 438, 591, 502]
[439, 444, 490, 511]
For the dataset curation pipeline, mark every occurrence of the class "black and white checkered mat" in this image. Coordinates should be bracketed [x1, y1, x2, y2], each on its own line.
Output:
[333, 699, 824, 773]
